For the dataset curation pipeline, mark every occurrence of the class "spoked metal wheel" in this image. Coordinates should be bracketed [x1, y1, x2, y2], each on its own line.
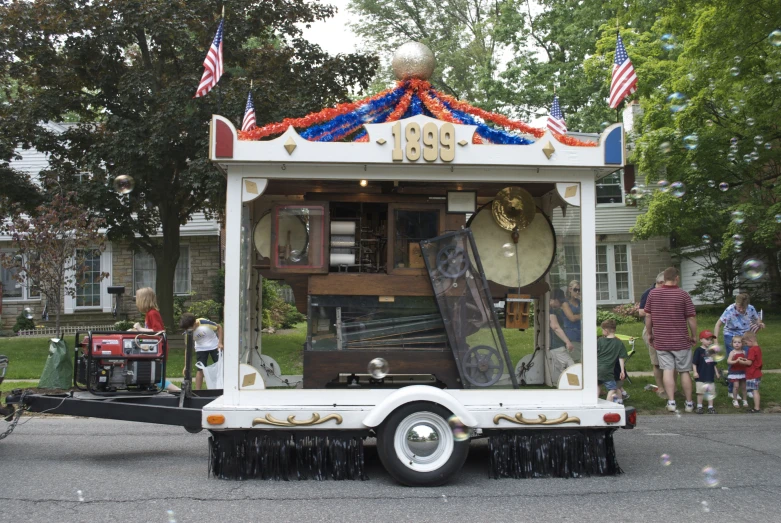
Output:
[436, 245, 469, 279]
[376, 402, 470, 487]
[462, 345, 503, 387]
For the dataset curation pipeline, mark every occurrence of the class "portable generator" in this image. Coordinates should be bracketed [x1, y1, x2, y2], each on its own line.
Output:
[74, 331, 167, 395]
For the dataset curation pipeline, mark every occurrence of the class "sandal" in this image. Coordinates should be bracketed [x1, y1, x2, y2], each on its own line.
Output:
[748, 409, 761, 413]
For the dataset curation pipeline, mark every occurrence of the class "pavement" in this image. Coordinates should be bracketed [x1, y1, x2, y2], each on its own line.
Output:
[1, 414, 780, 522]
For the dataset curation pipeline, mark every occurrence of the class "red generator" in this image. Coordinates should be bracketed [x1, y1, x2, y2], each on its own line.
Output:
[74, 331, 167, 395]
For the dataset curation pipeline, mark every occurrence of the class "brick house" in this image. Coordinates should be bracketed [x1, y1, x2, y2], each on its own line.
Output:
[0, 123, 222, 331]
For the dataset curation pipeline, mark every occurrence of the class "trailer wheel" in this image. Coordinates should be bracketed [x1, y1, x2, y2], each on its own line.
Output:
[376, 402, 469, 487]
[184, 426, 203, 434]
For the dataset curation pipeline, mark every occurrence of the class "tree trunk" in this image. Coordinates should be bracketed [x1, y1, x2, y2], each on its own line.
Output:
[764, 249, 781, 306]
[154, 200, 181, 330]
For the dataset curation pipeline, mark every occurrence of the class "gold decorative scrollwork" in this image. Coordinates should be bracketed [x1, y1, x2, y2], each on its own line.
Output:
[252, 413, 344, 427]
[492, 412, 581, 426]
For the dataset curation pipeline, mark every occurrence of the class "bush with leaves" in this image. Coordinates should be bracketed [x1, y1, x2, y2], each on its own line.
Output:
[187, 300, 223, 323]
[12, 310, 36, 333]
[596, 309, 636, 326]
[262, 278, 305, 330]
[114, 319, 135, 331]
[612, 302, 640, 318]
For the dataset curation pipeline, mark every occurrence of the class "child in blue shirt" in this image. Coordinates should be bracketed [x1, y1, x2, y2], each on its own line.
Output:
[692, 330, 720, 414]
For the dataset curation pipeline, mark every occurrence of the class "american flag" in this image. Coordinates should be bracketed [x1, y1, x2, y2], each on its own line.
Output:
[608, 33, 637, 109]
[241, 90, 256, 131]
[194, 19, 224, 98]
[547, 95, 567, 135]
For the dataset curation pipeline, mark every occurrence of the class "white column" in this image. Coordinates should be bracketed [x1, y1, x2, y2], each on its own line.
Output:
[579, 178, 598, 405]
[221, 174, 244, 405]
[101, 242, 113, 313]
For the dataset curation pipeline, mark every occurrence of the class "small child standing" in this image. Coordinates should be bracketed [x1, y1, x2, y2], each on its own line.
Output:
[692, 330, 720, 414]
[597, 319, 628, 402]
[726, 335, 749, 408]
[742, 331, 763, 413]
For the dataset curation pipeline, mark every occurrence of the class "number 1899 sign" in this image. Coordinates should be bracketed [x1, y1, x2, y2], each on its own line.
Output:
[391, 122, 456, 163]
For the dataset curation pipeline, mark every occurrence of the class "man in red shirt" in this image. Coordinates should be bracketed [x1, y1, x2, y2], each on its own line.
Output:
[644, 267, 698, 413]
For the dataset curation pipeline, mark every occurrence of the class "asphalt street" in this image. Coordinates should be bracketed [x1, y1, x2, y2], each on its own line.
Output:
[1, 414, 780, 522]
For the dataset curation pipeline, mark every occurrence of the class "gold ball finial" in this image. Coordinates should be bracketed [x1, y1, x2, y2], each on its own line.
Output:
[392, 41, 436, 81]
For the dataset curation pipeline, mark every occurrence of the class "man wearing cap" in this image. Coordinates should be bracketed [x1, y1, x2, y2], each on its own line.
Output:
[638, 271, 666, 395]
[644, 267, 698, 413]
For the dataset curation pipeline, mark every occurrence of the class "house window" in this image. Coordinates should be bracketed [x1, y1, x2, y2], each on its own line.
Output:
[596, 244, 633, 304]
[551, 244, 581, 291]
[596, 170, 624, 204]
[133, 246, 191, 295]
[1, 254, 40, 301]
[76, 249, 102, 307]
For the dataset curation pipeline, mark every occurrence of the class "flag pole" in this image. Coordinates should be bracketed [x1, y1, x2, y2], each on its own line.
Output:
[217, 6, 225, 115]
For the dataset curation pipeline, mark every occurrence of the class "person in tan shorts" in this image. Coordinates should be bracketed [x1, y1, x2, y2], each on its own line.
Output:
[639, 272, 666, 396]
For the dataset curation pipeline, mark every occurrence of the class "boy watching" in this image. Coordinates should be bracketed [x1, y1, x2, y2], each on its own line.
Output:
[742, 331, 763, 413]
[597, 319, 627, 402]
[179, 313, 224, 390]
[692, 330, 720, 414]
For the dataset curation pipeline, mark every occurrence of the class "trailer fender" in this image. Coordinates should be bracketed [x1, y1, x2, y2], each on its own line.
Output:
[361, 385, 478, 428]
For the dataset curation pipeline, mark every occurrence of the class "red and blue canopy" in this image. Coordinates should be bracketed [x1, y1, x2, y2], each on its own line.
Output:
[239, 79, 595, 147]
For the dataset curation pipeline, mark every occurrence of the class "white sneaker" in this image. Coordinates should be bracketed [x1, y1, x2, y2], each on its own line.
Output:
[666, 401, 677, 412]
[685, 402, 694, 413]
[748, 391, 754, 399]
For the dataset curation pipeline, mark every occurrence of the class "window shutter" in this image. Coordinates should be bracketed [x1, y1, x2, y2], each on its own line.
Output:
[623, 165, 635, 194]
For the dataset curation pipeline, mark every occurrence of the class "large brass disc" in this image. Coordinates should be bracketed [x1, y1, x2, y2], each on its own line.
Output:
[491, 187, 536, 232]
[470, 206, 556, 288]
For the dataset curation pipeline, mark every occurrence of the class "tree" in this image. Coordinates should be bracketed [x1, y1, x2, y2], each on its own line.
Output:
[626, 0, 781, 304]
[0, 0, 378, 328]
[0, 193, 108, 333]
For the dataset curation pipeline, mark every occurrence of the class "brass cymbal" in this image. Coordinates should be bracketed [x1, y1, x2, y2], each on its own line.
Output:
[491, 187, 536, 231]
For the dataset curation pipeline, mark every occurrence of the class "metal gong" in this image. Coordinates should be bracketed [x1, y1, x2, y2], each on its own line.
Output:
[491, 186, 536, 232]
[253, 211, 309, 260]
[468, 205, 556, 288]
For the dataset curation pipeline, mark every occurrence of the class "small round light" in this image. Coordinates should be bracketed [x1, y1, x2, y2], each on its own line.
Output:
[359, 179, 368, 187]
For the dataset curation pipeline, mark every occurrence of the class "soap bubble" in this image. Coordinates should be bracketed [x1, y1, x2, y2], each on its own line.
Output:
[660, 34, 677, 51]
[288, 250, 302, 263]
[671, 181, 685, 198]
[702, 234, 711, 244]
[731, 210, 745, 224]
[690, 162, 698, 170]
[630, 186, 646, 200]
[742, 259, 765, 281]
[719, 182, 729, 192]
[600, 121, 611, 131]
[730, 105, 740, 114]
[687, 73, 696, 82]
[702, 466, 720, 487]
[701, 501, 711, 513]
[706, 119, 714, 127]
[76, 490, 84, 502]
[735, 246, 742, 253]
[709, 344, 726, 362]
[23, 307, 33, 320]
[730, 144, 739, 153]
[729, 66, 740, 76]
[448, 415, 470, 442]
[764, 74, 774, 84]
[754, 135, 764, 145]
[750, 150, 760, 161]
[112, 175, 135, 195]
[659, 141, 672, 154]
[501, 243, 515, 258]
[730, 137, 739, 146]
[769, 29, 781, 46]
[657, 180, 670, 193]
[777, 72, 781, 82]
[167, 510, 177, 523]
[667, 93, 688, 112]
[766, 142, 773, 150]
[708, 180, 716, 188]
[660, 453, 672, 466]
[775, 214, 781, 224]
[734, 56, 742, 64]
[747, 117, 755, 126]
[702, 383, 717, 401]
[732, 233, 744, 245]
[743, 154, 752, 163]
[368, 357, 389, 379]
[683, 134, 699, 150]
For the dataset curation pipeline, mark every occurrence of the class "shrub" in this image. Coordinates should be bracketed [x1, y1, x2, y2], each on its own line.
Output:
[279, 303, 305, 328]
[187, 300, 223, 322]
[114, 319, 134, 331]
[261, 278, 304, 330]
[596, 309, 636, 326]
[12, 311, 36, 333]
[612, 302, 640, 318]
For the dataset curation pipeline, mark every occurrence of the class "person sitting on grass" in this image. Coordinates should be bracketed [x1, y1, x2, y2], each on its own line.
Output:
[179, 313, 224, 390]
[597, 319, 627, 403]
[692, 330, 720, 414]
[742, 331, 763, 413]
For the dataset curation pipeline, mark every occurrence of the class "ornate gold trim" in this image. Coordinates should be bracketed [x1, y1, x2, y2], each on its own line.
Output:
[252, 413, 343, 427]
[492, 412, 581, 426]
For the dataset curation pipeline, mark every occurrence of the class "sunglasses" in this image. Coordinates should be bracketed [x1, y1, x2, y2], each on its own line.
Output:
[572, 288, 580, 292]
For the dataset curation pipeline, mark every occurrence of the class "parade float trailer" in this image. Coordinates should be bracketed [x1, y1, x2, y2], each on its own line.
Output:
[4, 43, 635, 485]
